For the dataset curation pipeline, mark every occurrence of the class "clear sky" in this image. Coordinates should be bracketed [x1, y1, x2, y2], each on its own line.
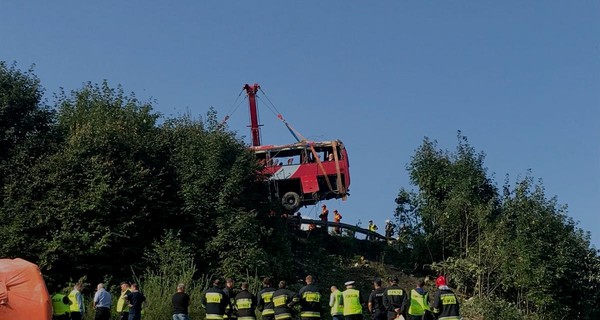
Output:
[2, 1, 598, 246]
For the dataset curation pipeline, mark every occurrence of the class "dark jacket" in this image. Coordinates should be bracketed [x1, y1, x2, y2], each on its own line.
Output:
[382, 284, 408, 319]
[272, 288, 299, 320]
[257, 287, 276, 316]
[298, 284, 322, 318]
[432, 287, 460, 320]
[202, 286, 229, 320]
[224, 286, 237, 319]
[234, 290, 257, 320]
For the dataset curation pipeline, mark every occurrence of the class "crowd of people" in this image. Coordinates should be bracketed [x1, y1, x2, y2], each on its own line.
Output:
[51, 274, 459, 320]
[51, 281, 146, 320]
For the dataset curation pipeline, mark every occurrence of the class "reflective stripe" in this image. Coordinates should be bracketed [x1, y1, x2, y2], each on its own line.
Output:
[207, 314, 225, 319]
[262, 309, 275, 315]
[238, 317, 256, 320]
[275, 313, 291, 319]
[439, 317, 461, 320]
[300, 311, 321, 317]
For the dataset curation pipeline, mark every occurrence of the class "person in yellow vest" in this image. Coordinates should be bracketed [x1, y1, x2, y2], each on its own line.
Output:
[68, 282, 85, 320]
[116, 281, 132, 320]
[329, 285, 344, 320]
[406, 279, 431, 320]
[342, 281, 364, 320]
[51, 291, 71, 320]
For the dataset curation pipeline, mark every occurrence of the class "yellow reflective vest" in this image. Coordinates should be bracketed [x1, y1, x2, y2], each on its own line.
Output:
[52, 293, 70, 316]
[408, 289, 430, 316]
[117, 289, 131, 312]
[342, 288, 362, 316]
[330, 291, 344, 315]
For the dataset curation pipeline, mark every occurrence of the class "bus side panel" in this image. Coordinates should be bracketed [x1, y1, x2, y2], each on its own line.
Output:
[301, 175, 320, 194]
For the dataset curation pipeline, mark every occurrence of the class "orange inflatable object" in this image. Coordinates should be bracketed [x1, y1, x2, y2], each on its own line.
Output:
[0, 258, 52, 320]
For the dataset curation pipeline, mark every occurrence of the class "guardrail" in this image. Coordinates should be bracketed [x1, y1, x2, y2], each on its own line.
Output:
[287, 217, 387, 241]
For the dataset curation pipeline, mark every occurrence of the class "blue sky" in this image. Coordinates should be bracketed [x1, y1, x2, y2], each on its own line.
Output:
[2, 1, 598, 246]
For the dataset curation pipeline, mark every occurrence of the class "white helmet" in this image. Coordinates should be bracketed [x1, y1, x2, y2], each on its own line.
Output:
[385, 219, 391, 223]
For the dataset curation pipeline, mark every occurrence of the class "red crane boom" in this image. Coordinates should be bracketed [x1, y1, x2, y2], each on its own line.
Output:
[244, 83, 261, 146]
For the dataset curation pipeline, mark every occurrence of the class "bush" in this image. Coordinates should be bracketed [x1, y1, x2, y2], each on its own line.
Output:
[461, 296, 522, 320]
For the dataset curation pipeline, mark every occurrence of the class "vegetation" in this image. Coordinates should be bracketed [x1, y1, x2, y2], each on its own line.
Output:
[0, 62, 598, 319]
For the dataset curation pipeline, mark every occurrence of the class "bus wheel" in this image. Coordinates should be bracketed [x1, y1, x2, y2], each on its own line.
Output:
[282, 191, 301, 211]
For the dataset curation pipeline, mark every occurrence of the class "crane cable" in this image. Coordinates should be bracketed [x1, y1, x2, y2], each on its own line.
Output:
[219, 89, 246, 127]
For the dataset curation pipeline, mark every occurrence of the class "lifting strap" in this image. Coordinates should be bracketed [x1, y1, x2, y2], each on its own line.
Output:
[331, 140, 346, 199]
[309, 143, 336, 195]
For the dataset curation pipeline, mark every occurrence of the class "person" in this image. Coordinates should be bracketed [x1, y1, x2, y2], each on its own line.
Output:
[319, 205, 329, 222]
[224, 278, 237, 320]
[272, 280, 298, 320]
[407, 279, 431, 320]
[341, 281, 363, 320]
[368, 279, 386, 320]
[432, 276, 460, 320]
[257, 277, 276, 320]
[384, 220, 395, 241]
[172, 283, 191, 320]
[125, 283, 146, 320]
[382, 276, 407, 320]
[116, 282, 132, 320]
[93, 283, 112, 320]
[68, 282, 85, 320]
[235, 282, 257, 320]
[367, 221, 378, 240]
[51, 291, 71, 320]
[202, 279, 229, 320]
[329, 286, 344, 320]
[298, 275, 322, 319]
[287, 158, 294, 165]
[333, 210, 342, 234]
[328, 153, 335, 161]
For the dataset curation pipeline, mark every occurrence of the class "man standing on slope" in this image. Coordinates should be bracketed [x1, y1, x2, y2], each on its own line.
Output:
[234, 282, 257, 320]
[224, 278, 237, 320]
[68, 282, 85, 320]
[299, 275, 322, 320]
[342, 281, 364, 320]
[406, 279, 431, 320]
[202, 279, 229, 320]
[272, 281, 299, 320]
[432, 276, 460, 320]
[329, 285, 344, 320]
[116, 282, 131, 320]
[368, 279, 386, 320]
[257, 277, 276, 320]
[382, 276, 407, 320]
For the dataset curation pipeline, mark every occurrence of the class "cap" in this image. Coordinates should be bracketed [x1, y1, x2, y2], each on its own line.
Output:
[322, 204, 326, 207]
[334, 210, 338, 212]
[344, 281, 355, 286]
[385, 219, 390, 223]
[369, 220, 373, 222]
[435, 276, 446, 287]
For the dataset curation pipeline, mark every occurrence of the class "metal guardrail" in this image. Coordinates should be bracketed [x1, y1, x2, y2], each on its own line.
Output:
[287, 218, 387, 240]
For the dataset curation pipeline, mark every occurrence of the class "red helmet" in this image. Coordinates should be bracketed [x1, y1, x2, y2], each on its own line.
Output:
[435, 276, 446, 287]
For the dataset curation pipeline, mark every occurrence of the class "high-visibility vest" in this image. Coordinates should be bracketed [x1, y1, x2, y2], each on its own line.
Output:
[68, 290, 82, 313]
[330, 291, 344, 315]
[117, 289, 131, 312]
[408, 289, 429, 316]
[342, 289, 362, 316]
[52, 293, 70, 315]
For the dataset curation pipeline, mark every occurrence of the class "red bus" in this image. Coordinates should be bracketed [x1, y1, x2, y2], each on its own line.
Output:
[242, 83, 351, 211]
[251, 140, 350, 211]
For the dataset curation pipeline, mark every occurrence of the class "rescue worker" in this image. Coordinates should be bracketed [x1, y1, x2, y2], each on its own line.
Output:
[272, 280, 298, 320]
[116, 281, 131, 320]
[333, 210, 342, 234]
[384, 220, 395, 241]
[234, 282, 257, 320]
[342, 281, 364, 320]
[406, 279, 430, 320]
[367, 221, 378, 241]
[68, 282, 85, 320]
[51, 291, 71, 320]
[319, 205, 329, 222]
[298, 275, 322, 319]
[368, 279, 386, 320]
[382, 276, 407, 320]
[432, 276, 460, 320]
[202, 279, 229, 320]
[224, 278, 237, 320]
[257, 277, 276, 320]
[329, 286, 344, 320]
